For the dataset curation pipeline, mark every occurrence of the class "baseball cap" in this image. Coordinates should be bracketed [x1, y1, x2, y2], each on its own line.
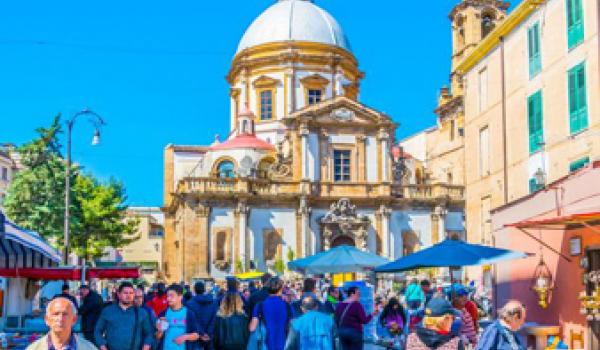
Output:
[425, 297, 461, 317]
[452, 283, 469, 296]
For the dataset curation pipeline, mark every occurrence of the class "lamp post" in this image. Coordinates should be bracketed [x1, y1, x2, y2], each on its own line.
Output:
[63, 108, 106, 265]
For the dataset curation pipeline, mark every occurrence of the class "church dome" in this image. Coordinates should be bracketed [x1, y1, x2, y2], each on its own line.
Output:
[237, 0, 351, 54]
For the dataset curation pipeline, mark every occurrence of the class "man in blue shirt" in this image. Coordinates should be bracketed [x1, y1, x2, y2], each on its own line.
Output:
[156, 284, 200, 350]
[249, 277, 291, 350]
[95, 282, 154, 350]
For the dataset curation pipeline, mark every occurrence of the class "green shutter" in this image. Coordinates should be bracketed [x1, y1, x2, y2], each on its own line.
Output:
[568, 62, 588, 134]
[567, 0, 584, 48]
[528, 23, 541, 78]
[529, 178, 537, 193]
[569, 156, 590, 172]
[528, 90, 543, 153]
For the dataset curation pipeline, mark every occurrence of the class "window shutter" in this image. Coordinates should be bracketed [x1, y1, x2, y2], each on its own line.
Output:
[529, 178, 537, 193]
[576, 64, 588, 130]
[569, 63, 587, 134]
[568, 68, 579, 133]
[567, 0, 584, 48]
[528, 91, 543, 153]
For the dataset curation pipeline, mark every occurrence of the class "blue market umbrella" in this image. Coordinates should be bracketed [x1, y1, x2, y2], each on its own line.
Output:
[375, 239, 531, 273]
[288, 245, 390, 274]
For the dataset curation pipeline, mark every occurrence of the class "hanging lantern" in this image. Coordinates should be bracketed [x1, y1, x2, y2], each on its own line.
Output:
[531, 255, 553, 308]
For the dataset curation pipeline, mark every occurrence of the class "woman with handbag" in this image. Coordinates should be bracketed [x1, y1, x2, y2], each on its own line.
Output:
[213, 292, 249, 350]
[334, 287, 379, 350]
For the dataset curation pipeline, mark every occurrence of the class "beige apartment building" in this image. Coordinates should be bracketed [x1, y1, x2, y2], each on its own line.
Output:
[103, 207, 164, 282]
[458, 0, 600, 250]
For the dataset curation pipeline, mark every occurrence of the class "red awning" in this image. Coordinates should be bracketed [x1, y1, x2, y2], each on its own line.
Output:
[0, 267, 140, 280]
[505, 212, 600, 230]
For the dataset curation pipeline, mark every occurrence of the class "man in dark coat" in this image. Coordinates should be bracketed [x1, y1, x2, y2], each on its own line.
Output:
[78, 285, 104, 344]
[185, 281, 218, 350]
[244, 273, 272, 317]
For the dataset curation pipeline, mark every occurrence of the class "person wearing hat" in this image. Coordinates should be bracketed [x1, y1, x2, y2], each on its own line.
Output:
[451, 285, 477, 347]
[79, 285, 104, 344]
[405, 297, 464, 350]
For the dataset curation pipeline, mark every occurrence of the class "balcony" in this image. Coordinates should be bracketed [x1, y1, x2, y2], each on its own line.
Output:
[177, 177, 464, 202]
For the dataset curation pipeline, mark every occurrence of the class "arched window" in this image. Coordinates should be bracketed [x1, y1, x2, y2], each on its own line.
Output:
[216, 161, 235, 178]
[481, 13, 496, 38]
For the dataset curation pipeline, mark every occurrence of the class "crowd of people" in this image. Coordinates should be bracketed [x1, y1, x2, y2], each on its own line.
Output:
[27, 275, 528, 350]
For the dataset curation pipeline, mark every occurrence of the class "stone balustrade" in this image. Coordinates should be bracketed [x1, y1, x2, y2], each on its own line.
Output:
[177, 177, 465, 201]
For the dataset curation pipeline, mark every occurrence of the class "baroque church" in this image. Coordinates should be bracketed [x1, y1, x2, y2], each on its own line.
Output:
[162, 0, 468, 282]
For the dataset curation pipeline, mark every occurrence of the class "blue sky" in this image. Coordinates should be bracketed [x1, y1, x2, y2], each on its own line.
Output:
[1, 0, 517, 207]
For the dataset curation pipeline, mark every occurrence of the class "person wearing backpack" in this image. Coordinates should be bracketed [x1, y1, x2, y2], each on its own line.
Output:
[186, 281, 218, 350]
[213, 292, 248, 350]
[248, 277, 292, 350]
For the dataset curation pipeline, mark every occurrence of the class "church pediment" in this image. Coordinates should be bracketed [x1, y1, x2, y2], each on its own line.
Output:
[287, 96, 394, 127]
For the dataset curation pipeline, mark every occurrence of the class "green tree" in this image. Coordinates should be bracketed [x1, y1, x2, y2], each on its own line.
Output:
[4, 115, 71, 241]
[4, 116, 139, 262]
[72, 174, 138, 261]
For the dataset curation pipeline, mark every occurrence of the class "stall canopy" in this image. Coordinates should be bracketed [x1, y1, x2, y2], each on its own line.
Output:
[288, 245, 390, 274]
[0, 266, 140, 280]
[1, 213, 61, 269]
[375, 238, 532, 273]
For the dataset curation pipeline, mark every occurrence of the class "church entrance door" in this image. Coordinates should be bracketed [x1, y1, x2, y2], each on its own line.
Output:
[331, 235, 355, 287]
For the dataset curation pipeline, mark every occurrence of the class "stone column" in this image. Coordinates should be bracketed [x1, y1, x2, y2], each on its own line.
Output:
[431, 205, 447, 244]
[379, 205, 392, 258]
[235, 201, 249, 271]
[182, 201, 210, 281]
[357, 135, 366, 182]
[378, 128, 390, 182]
[300, 124, 310, 180]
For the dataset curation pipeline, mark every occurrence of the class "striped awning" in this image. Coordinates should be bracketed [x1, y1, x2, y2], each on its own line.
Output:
[1, 217, 61, 269]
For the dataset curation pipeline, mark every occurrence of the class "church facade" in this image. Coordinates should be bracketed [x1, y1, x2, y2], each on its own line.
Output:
[162, 0, 465, 282]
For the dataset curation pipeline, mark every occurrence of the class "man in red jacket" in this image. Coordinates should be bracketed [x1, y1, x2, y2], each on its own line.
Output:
[147, 283, 168, 317]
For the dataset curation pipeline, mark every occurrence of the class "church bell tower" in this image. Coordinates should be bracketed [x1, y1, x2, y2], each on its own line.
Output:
[449, 0, 510, 94]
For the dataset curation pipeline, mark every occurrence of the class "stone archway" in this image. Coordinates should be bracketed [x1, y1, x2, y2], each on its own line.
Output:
[320, 198, 371, 251]
[332, 235, 355, 248]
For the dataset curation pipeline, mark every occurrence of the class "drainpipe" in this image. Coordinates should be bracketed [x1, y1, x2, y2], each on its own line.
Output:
[500, 36, 509, 205]
[493, 35, 508, 316]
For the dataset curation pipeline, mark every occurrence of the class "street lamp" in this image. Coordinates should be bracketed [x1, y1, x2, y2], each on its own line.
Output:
[63, 108, 106, 264]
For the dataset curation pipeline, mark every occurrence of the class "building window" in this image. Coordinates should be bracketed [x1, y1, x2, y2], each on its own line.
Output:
[567, 0, 584, 49]
[481, 13, 496, 38]
[307, 89, 323, 105]
[568, 61, 588, 134]
[528, 22, 542, 78]
[402, 230, 420, 256]
[333, 150, 351, 182]
[216, 160, 235, 178]
[1, 167, 7, 181]
[259, 89, 274, 120]
[263, 230, 282, 262]
[450, 119, 456, 141]
[528, 90, 544, 153]
[569, 156, 589, 173]
[478, 68, 488, 113]
[479, 126, 490, 177]
[480, 196, 491, 244]
[215, 231, 227, 261]
[447, 172, 453, 184]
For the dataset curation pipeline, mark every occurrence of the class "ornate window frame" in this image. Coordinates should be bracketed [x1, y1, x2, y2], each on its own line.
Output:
[253, 75, 280, 122]
[301, 74, 329, 106]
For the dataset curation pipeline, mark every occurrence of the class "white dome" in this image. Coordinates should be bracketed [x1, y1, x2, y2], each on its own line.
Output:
[237, 0, 351, 54]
